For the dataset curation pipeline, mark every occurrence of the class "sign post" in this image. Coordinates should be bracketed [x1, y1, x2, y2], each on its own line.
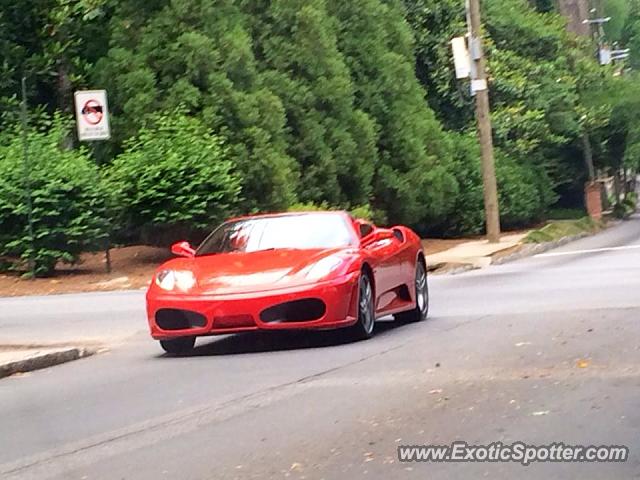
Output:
[74, 90, 111, 141]
[74, 89, 112, 272]
[21, 78, 36, 278]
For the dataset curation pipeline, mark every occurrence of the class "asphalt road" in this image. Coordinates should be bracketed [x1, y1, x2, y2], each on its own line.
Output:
[0, 289, 144, 346]
[1, 214, 639, 480]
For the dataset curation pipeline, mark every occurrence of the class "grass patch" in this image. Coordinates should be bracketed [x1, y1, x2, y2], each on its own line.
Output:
[545, 207, 587, 221]
[524, 217, 603, 244]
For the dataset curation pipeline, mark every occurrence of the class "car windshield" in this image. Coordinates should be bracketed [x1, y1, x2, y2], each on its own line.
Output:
[196, 213, 356, 255]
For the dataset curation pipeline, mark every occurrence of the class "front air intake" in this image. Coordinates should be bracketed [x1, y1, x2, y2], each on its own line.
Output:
[156, 309, 207, 330]
[260, 298, 326, 323]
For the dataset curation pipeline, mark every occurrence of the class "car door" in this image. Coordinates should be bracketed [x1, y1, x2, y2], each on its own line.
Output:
[360, 225, 404, 312]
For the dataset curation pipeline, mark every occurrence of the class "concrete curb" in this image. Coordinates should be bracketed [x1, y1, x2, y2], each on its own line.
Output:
[491, 232, 592, 265]
[430, 221, 618, 276]
[430, 263, 477, 275]
[492, 219, 620, 266]
[0, 347, 95, 379]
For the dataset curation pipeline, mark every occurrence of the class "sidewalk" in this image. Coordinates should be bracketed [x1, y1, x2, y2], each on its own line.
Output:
[426, 233, 529, 271]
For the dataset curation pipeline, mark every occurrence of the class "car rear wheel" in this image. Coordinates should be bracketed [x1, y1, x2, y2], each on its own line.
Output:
[395, 260, 429, 323]
[160, 336, 196, 355]
[349, 273, 376, 340]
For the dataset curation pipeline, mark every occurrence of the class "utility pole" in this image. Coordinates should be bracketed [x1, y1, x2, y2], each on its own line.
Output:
[580, 4, 602, 185]
[467, 0, 501, 243]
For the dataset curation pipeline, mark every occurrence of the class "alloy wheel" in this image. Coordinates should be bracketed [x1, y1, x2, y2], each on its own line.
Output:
[359, 275, 375, 334]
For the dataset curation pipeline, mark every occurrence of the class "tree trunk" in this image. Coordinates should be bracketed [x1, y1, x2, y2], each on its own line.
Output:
[557, 0, 591, 36]
[613, 169, 621, 204]
[581, 133, 595, 182]
[57, 62, 75, 150]
[57, 62, 72, 114]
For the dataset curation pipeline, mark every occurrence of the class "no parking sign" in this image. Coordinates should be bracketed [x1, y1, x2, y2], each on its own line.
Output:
[74, 90, 111, 141]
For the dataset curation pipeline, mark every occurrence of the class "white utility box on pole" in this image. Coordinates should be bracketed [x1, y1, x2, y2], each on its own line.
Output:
[451, 36, 471, 79]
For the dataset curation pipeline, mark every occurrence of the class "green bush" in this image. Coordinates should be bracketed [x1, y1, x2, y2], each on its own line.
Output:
[439, 133, 556, 236]
[0, 117, 110, 276]
[612, 195, 636, 219]
[524, 217, 601, 244]
[496, 151, 557, 229]
[439, 133, 485, 235]
[612, 202, 627, 219]
[623, 193, 637, 213]
[107, 111, 242, 244]
[287, 202, 385, 224]
[349, 204, 375, 222]
[546, 207, 587, 220]
[287, 202, 332, 213]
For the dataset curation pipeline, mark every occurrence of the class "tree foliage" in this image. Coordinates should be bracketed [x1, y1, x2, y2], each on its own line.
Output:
[402, 0, 632, 223]
[91, 0, 460, 230]
[106, 111, 242, 244]
[94, 0, 298, 212]
[0, 115, 110, 276]
[332, 0, 458, 228]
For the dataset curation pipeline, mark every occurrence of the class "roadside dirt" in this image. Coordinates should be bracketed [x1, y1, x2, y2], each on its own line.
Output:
[0, 246, 170, 297]
[421, 238, 471, 256]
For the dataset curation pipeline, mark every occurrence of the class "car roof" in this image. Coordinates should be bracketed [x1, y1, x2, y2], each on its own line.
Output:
[227, 210, 352, 222]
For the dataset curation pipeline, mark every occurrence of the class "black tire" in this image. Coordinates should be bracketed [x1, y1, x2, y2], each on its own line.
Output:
[348, 273, 376, 340]
[395, 259, 429, 323]
[160, 336, 196, 355]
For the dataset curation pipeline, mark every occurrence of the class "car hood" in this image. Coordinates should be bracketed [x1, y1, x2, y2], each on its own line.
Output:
[156, 247, 352, 295]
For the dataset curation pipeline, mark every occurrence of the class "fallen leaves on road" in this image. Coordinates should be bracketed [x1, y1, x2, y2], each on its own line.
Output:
[289, 462, 303, 472]
[577, 359, 590, 368]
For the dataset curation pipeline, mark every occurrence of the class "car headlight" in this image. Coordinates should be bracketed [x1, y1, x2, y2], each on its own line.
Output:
[304, 256, 344, 280]
[155, 270, 196, 291]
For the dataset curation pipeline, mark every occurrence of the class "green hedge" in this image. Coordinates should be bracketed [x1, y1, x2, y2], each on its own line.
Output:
[0, 117, 110, 276]
[106, 111, 242, 244]
[437, 133, 556, 236]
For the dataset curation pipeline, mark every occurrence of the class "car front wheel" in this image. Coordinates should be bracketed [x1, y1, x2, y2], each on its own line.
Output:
[160, 336, 196, 355]
[349, 273, 376, 340]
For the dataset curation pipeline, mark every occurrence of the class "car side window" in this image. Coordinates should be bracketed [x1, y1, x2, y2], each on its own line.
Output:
[359, 222, 374, 238]
[392, 228, 404, 242]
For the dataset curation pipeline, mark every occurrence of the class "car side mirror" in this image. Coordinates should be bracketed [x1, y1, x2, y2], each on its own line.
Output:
[171, 241, 195, 258]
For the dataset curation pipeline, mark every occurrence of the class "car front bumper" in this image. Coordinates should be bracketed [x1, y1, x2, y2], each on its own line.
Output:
[146, 273, 360, 340]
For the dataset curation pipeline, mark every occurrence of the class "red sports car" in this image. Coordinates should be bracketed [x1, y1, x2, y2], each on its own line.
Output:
[146, 211, 429, 354]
